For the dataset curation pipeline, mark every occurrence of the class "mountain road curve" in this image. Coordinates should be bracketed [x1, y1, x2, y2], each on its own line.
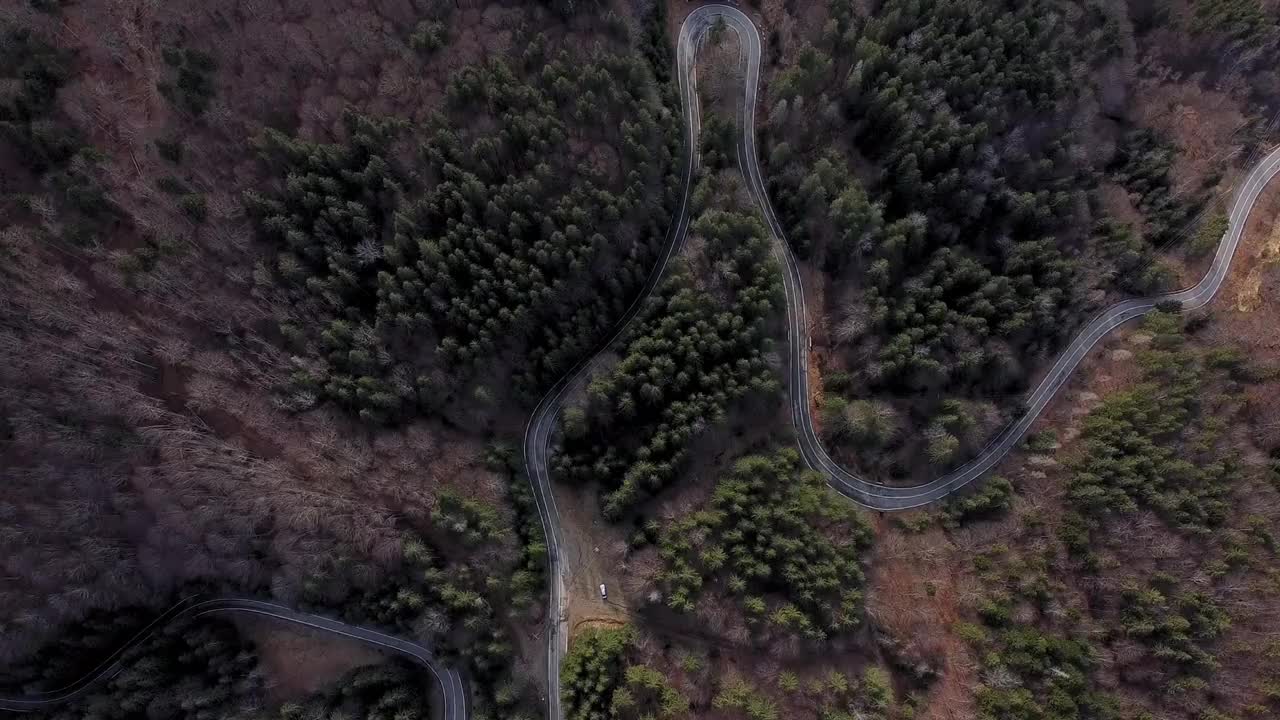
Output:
[700, 3, 1280, 510]
[522, 4, 1280, 718]
[0, 597, 467, 720]
[6, 5, 1280, 720]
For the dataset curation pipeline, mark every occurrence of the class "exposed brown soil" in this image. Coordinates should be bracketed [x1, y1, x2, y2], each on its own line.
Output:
[556, 482, 633, 646]
[234, 615, 385, 704]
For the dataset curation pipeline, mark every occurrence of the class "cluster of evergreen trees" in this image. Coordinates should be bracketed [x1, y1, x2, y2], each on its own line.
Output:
[1063, 311, 1244, 556]
[248, 35, 678, 423]
[32, 616, 262, 720]
[1118, 576, 1230, 672]
[772, 666, 895, 720]
[560, 626, 686, 720]
[655, 450, 873, 641]
[552, 182, 783, 517]
[0, 23, 121, 247]
[298, 529, 538, 718]
[960, 616, 1120, 720]
[1108, 129, 1209, 247]
[8, 613, 451, 720]
[764, 0, 1132, 474]
[278, 662, 434, 720]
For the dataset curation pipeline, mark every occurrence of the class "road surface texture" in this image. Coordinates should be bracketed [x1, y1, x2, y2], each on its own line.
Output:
[8, 5, 1280, 720]
[0, 597, 467, 720]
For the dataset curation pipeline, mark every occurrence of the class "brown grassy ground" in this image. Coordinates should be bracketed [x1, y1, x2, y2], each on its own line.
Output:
[233, 616, 386, 704]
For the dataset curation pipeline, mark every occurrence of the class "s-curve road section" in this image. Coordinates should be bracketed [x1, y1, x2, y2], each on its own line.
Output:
[694, 3, 1280, 510]
[523, 5, 1280, 718]
[0, 597, 467, 720]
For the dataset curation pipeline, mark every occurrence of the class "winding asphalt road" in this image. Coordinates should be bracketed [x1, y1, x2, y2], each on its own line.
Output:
[688, 4, 1280, 510]
[8, 6, 1280, 720]
[520, 4, 1280, 718]
[0, 597, 467, 720]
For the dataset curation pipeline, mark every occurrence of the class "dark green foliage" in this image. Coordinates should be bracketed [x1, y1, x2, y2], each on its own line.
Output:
[157, 45, 217, 115]
[941, 475, 1014, 528]
[156, 175, 187, 194]
[0, 24, 127, 248]
[41, 616, 262, 720]
[45, 149, 123, 246]
[114, 234, 185, 287]
[1093, 219, 1172, 294]
[561, 626, 631, 720]
[776, 667, 894, 720]
[760, 0, 1158, 472]
[700, 113, 738, 171]
[639, 0, 672, 83]
[28, 0, 73, 13]
[962, 611, 1120, 720]
[0, 606, 158, 692]
[155, 137, 184, 163]
[250, 43, 677, 424]
[712, 677, 778, 720]
[277, 662, 432, 720]
[244, 111, 409, 423]
[560, 626, 687, 720]
[1109, 130, 1204, 246]
[410, 21, 448, 55]
[656, 449, 873, 640]
[612, 664, 687, 719]
[483, 443, 548, 609]
[554, 196, 783, 517]
[539, 0, 604, 17]
[1189, 209, 1228, 257]
[1118, 578, 1230, 670]
[179, 193, 208, 223]
[298, 530, 536, 718]
[1066, 312, 1241, 535]
[0, 26, 81, 173]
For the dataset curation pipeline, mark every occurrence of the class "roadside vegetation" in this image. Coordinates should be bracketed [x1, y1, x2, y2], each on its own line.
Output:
[26, 616, 263, 720]
[561, 626, 688, 720]
[0, 3, 673, 718]
[553, 97, 783, 519]
[10, 612, 446, 720]
[654, 449, 873, 641]
[249, 40, 679, 425]
[874, 306, 1280, 720]
[758, 0, 1267, 483]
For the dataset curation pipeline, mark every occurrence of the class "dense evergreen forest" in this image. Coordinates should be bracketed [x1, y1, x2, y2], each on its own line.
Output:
[654, 449, 873, 641]
[248, 11, 680, 425]
[760, 0, 1274, 480]
[27, 616, 264, 720]
[10, 612, 443, 720]
[550, 78, 785, 517]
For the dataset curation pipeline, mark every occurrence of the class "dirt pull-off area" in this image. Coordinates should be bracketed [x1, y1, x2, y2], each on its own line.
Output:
[234, 616, 385, 704]
[555, 482, 633, 644]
